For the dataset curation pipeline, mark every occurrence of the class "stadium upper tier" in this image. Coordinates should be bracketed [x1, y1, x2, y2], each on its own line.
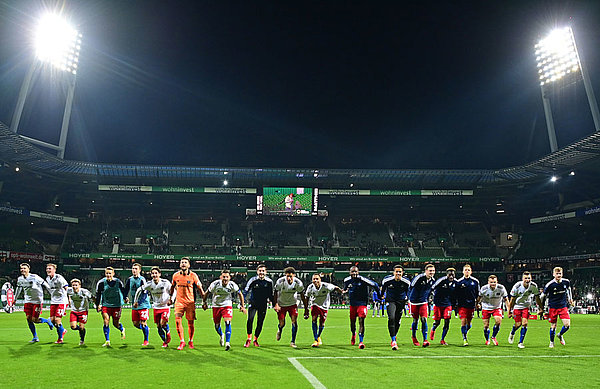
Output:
[2, 121, 600, 187]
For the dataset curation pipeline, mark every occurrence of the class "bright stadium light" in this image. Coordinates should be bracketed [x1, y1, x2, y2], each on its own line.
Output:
[10, 12, 82, 159]
[535, 27, 580, 86]
[535, 26, 600, 153]
[34, 13, 81, 75]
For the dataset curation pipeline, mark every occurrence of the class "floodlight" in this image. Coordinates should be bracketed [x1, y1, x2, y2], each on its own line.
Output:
[34, 13, 81, 74]
[587, 293, 593, 300]
[223, 180, 229, 186]
[535, 27, 580, 86]
[550, 176, 558, 182]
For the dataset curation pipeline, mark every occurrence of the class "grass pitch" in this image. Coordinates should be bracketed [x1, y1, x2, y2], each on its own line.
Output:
[1, 309, 599, 388]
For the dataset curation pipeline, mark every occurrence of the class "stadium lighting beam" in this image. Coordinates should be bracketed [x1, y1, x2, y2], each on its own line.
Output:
[535, 26, 600, 153]
[10, 13, 82, 159]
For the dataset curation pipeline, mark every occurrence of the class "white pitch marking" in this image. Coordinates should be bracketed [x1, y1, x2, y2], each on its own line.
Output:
[288, 357, 326, 389]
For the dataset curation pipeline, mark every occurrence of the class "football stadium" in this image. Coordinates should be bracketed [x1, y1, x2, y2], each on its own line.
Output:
[1, 2, 600, 388]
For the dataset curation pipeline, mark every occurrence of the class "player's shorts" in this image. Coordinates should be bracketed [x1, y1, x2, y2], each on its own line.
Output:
[458, 307, 475, 320]
[311, 306, 328, 321]
[213, 306, 233, 323]
[23, 303, 42, 320]
[175, 303, 196, 321]
[513, 308, 529, 322]
[277, 304, 298, 321]
[153, 308, 170, 324]
[433, 305, 452, 320]
[132, 308, 149, 322]
[409, 303, 428, 319]
[482, 308, 503, 320]
[548, 307, 570, 323]
[50, 304, 67, 318]
[70, 310, 88, 324]
[102, 306, 122, 319]
[349, 305, 368, 320]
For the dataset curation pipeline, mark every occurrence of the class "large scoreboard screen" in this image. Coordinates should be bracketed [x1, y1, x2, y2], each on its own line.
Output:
[258, 187, 317, 216]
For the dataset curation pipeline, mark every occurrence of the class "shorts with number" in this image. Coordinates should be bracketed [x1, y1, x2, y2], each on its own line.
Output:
[70, 310, 88, 324]
[410, 303, 428, 319]
[24, 303, 42, 320]
[513, 308, 529, 322]
[50, 304, 67, 318]
[153, 308, 170, 324]
[349, 305, 368, 320]
[102, 306, 122, 319]
[548, 307, 570, 323]
[482, 308, 503, 319]
[277, 304, 298, 321]
[213, 306, 233, 323]
[433, 305, 452, 320]
[175, 303, 196, 321]
[311, 306, 328, 321]
[132, 308, 149, 322]
[458, 307, 475, 320]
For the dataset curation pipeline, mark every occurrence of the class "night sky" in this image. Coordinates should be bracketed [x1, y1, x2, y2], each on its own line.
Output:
[1, 1, 599, 170]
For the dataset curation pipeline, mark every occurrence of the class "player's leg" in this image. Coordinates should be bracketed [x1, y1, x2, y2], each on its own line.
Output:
[160, 310, 171, 345]
[254, 308, 266, 341]
[482, 316, 491, 343]
[186, 305, 196, 347]
[441, 317, 451, 343]
[357, 316, 366, 348]
[490, 315, 502, 345]
[510, 309, 522, 344]
[276, 308, 286, 341]
[349, 306, 357, 345]
[558, 316, 571, 345]
[245, 307, 256, 346]
[290, 309, 299, 347]
[548, 309, 558, 347]
[410, 305, 420, 345]
[386, 302, 398, 341]
[175, 311, 185, 344]
[317, 314, 326, 343]
[517, 315, 528, 347]
[78, 320, 86, 344]
[420, 311, 429, 346]
[140, 317, 149, 345]
[223, 307, 233, 350]
[111, 309, 125, 340]
[213, 308, 224, 344]
[101, 310, 112, 345]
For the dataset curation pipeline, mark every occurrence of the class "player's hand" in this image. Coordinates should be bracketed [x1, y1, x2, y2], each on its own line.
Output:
[167, 299, 172, 306]
[133, 302, 138, 308]
[124, 297, 130, 304]
[303, 311, 309, 320]
[96, 306, 101, 312]
[508, 311, 513, 318]
[274, 304, 281, 312]
[240, 306, 247, 314]
[202, 302, 208, 311]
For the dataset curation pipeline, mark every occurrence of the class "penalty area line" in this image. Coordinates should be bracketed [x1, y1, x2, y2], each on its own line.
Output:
[288, 357, 326, 389]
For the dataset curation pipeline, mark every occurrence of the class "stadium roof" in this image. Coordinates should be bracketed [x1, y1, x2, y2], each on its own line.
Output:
[1, 121, 600, 189]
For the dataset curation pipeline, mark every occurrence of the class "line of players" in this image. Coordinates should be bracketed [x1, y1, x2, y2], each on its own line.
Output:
[14, 259, 573, 350]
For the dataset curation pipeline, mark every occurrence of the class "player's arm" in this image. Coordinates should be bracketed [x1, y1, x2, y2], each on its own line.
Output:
[507, 296, 516, 317]
[133, 285, 145, 308]
[503, 296, 510, 312]
[534, 294, 543, 313]
[273, 288, 280, 312]
[202, 285, 210, 310]
[195, 279, 206, 299]
[567, 285, 574, 307]
[237, 290, 246, 314]
[14, 285, 22, 304]
[169, 277, 177, 304]
[95, 281, 104, 312]
[122, 278, 131, 304]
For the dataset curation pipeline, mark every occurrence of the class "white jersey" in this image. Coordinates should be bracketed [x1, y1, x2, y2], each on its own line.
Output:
[16, 274, 49, 304]
[510, 281, 541, 310]
[68, 287, 93, 312]
[46, 274, 69, 305]
[208, 280, 240, 308]
[479, 284, 508, 310]
[136, 278, 172, 309]
[275, 277, 304, 307]
[305, 282, 337, 310]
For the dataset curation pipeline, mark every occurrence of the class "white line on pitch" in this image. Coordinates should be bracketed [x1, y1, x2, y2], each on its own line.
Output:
[294, 354, 600, 360]
[288, 357, 327, 389]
